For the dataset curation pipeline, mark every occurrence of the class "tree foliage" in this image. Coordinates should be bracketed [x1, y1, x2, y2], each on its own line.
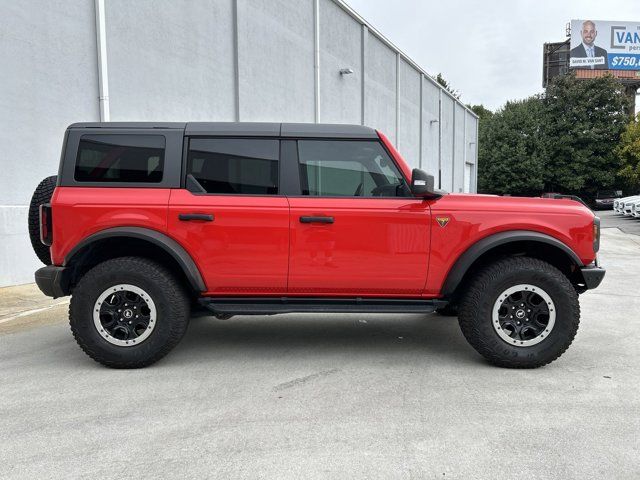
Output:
[477, 74, 630, 196]
[435, 73, 460, 99]
[542, 75, 629, 195]
[616, 114, 640, 191]
[468, 104, 493, 121]
[478, 97, 545, 195]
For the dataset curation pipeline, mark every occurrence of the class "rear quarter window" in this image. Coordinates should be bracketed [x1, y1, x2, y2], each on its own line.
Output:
[74, 135, 165, 183]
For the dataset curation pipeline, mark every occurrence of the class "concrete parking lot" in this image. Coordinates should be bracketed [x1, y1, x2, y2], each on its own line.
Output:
[1, 219, 638, 479]
[599, 208, 640, 235]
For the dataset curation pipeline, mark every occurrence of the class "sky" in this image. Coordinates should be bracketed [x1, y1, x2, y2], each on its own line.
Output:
[346, 0, 639, 111]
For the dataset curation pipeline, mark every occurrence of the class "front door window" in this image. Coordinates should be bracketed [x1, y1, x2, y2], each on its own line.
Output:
[297, 140, 409, 198]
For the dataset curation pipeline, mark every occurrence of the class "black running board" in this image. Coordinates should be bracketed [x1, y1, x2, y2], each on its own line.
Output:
[198, 297, 446, 315]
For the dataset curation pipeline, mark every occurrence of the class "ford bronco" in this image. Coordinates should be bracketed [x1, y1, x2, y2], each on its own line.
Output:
[30, 122, 604, 368]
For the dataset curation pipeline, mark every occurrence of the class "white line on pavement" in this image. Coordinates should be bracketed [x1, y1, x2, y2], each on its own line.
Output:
[0, 300, 69, 324]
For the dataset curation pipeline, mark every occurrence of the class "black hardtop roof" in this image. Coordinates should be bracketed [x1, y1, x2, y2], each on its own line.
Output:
[68, 122, 187, 129]
[68, 122, 378, 139]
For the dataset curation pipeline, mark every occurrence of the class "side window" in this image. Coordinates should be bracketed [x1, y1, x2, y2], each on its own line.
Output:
[297, 140, 408, 197]
[75, 135, 165, 183]
[187, 138, 279, 195]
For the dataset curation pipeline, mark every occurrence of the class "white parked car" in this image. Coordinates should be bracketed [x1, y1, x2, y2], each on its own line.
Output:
[632, 199, 640, 218]
[625, 196, 640, 215]
[613, 196, 630, 213]
[616, 195, 640, 214]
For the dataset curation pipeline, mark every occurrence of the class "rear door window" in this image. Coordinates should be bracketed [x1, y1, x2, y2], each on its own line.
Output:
[187, 138, 279, 195]
[75, 135, 165, 183]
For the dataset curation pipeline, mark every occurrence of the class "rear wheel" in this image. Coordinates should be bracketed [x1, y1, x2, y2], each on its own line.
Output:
[28, 175, 57, 265]
[458, 257, 580, 368]
[69, 257, 190, 368]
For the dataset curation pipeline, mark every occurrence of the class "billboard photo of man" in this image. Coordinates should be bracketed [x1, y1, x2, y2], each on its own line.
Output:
[570, 20, 609, 69]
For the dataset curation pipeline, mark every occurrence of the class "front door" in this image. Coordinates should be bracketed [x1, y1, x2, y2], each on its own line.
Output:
[287, 139, 431, 296]
[168, 137, 289, 295]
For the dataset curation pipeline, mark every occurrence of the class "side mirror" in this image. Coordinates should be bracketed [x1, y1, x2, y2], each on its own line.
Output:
[410, 168, 441, 199]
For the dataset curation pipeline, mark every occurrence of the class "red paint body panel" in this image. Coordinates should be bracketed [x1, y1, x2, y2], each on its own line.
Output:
[288, 197, 431, 296]
[168, 189, 290, 295]
[425, 194, 596, 295]
[50, 187, 171, 265]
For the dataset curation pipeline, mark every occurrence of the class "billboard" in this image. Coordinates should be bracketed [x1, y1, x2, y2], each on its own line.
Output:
[570, 19, 640, 71]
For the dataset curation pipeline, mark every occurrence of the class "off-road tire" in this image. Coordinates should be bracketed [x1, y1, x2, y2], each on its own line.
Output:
[69, 257, 190, 368]
[458, 257, 580, 368]
[28, 175, 57, 265]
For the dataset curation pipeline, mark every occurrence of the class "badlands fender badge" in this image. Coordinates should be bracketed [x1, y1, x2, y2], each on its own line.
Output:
[436, 216, 450, 228]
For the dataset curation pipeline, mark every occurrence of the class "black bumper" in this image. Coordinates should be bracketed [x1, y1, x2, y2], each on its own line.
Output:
[35, 266, 70, 298]
[580, 263, 606, 290]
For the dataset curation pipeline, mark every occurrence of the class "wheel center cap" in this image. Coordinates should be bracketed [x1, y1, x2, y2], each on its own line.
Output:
[123, 309, 133, 319]
[515, 309, 526, 319]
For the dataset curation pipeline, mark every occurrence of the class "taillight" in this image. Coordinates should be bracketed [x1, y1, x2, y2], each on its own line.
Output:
[39, 204, 53, 246]
[593, 216, 600, 253]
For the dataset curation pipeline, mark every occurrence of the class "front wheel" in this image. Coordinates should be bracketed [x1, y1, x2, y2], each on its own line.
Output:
[458, 257, 580, 368]
[69, 257, 190, 368]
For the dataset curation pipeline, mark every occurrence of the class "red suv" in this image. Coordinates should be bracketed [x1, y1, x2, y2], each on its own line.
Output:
[30, 122, 604, 369]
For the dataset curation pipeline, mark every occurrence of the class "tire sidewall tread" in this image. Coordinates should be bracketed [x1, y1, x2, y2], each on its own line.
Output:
[28, 175, 57, 265]
[458, 256, 580, 369]
[69, 256, 190, 368]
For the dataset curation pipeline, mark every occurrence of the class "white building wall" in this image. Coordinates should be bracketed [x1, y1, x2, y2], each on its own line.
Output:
[440, 95, 455, 191]
[237, 0, 316, 122]
[0, 0, 477, 287]
[105, 0, 236, 121]
[0, 0, 99, 288]
[364, 34, 397, 144]
[318, 0, 363, 124]
[453, 103, 466, 193]
[421, 79, 441, 176]
[465, 113, 479, 193]
[398, 59, 421, 169]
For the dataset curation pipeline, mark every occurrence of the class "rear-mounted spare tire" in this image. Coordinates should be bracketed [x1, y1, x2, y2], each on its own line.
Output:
[28, 175, 57, 265]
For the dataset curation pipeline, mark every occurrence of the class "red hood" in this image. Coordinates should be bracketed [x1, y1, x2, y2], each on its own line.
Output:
[437, 193, 594, 216]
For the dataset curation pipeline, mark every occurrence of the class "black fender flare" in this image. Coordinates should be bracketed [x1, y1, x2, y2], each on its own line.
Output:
[440, 230, 584, 297]
[64, 227, 206, 292]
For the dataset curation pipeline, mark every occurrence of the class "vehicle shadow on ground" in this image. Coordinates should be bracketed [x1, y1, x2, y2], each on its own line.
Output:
[11, 312, 485, 369]
[167, 312, 484, 367]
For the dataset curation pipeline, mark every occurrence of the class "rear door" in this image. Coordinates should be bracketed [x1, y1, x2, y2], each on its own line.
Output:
[286, 139, 431, 296]
[168, 136, 290, 295]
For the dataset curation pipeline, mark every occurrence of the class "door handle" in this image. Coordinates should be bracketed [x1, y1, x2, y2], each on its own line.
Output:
[179, 213, 214, 222]
[299, 216, 334, 224]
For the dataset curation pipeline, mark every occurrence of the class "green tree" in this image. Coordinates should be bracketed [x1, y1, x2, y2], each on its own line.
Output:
[542, 74, 629, 196]
[478, 97, 546, 195]
[616, 114, 640, 191]
[477, 74, 629, 196]
[468, 104, 493, 121]
[435, 73, 460, 99]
